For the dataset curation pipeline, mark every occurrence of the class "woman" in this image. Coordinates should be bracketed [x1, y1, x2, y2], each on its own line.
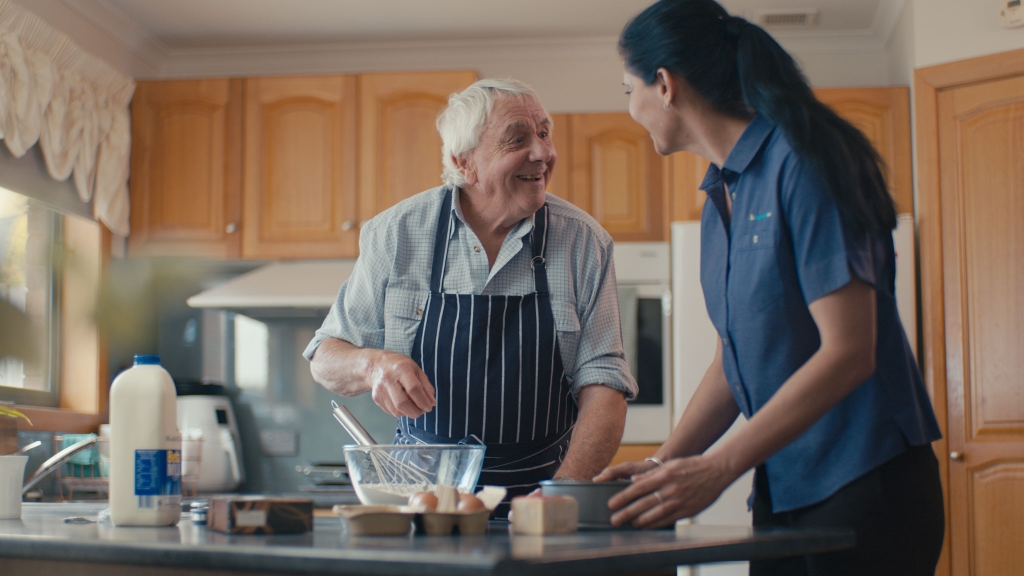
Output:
[595, 1, 944, 574]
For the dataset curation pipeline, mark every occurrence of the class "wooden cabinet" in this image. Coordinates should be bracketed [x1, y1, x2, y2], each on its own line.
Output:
[816, 87, 913, 214]
[242, 76, 359, 259]
[548, 113, 572, 200]
[569, 113, 668, 242]
[357, 71, 478, 221]
[128, 79, 242, 258]
[667, 88, 914, 222]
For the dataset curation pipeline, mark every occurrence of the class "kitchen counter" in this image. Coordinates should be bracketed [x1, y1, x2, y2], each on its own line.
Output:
[0, 502, 854, 576]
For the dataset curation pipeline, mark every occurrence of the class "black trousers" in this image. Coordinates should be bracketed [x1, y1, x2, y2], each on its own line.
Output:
[750, 444, 944, 576]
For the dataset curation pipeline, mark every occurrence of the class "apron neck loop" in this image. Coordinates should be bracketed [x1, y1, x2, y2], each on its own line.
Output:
[531, 204, 550, 294]
[430, 188, 456, 293]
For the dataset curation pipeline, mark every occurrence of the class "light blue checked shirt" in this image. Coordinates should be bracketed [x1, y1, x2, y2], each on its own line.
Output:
[304, 186, 638, 400]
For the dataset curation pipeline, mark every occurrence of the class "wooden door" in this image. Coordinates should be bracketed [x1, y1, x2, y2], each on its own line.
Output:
[357, 70, 478, 222]
[547, 113, 572, 200]
[243, 76, 358, 259]
[570, 113, 667, 241]
[937, 73, 1024, 575]
[816, 88, 914, 214]
[668, 152, 710, 222]
[128, 79, 242, 258]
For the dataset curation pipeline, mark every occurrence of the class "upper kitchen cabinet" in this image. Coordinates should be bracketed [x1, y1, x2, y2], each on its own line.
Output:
[547, 113, 572, 200]
[243, 75, 359, 259]
[129, 79, 243, 258]
[570, 113, 668, 242]
[816, 87, 913, 214]
[668, 87, 914, 222]
[357, 71, 478, 222]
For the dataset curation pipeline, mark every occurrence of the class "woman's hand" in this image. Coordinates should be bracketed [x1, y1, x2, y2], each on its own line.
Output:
[593, 459, 660, 482]
[607, 454, 736, 529]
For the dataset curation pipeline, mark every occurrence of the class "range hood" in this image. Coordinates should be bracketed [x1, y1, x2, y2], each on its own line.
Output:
[187, 261, 356, 318]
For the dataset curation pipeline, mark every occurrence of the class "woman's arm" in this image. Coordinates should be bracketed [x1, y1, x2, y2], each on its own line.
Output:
[594, 340, 739, 481]
[609, 278, 877, 528]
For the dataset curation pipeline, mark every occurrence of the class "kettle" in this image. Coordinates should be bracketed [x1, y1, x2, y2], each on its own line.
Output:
[175, 380, 245, 492]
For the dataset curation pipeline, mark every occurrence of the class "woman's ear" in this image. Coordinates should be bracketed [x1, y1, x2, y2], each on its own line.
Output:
[453, 154, 477, 186]
[656, 68, 675, 110]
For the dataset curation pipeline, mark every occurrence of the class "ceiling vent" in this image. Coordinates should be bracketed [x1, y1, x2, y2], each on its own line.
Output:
[751, 9, 820, 28]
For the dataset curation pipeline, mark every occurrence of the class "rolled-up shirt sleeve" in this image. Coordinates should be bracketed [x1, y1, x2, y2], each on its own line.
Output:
[569, 238, 638, 400]
[302, 217, 394, 360]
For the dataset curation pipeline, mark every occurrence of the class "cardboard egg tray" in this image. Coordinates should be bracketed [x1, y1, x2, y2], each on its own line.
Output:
[334, 486, 505, 536]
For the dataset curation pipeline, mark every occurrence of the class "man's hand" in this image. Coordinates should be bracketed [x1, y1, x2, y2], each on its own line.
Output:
[310, 338, 436, 418]
[366, 349, 437, 418]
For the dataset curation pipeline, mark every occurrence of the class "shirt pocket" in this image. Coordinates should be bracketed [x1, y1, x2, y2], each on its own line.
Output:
[549, 300, 581, 379]
[383, 288, 429, 355]
[731, 228, 784, 312]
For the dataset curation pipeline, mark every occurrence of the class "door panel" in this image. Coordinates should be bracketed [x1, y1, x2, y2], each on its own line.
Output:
[128, 79, 242, 257]
[243, 76, 358, 259]
[938, 73, 1024, 576]
[358, 71, 478, 221]
[570, 113, 666, 241]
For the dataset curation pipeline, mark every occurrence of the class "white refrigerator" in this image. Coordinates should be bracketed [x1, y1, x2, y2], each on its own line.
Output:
[669, 215, 917, 576]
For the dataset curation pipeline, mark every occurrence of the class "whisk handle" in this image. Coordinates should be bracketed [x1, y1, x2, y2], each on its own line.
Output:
[331, 400, 378, 446]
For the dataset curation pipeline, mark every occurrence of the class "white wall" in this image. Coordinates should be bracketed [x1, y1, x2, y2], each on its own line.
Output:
[913, 0, 1024, 68]
[888, 0, 916, 85]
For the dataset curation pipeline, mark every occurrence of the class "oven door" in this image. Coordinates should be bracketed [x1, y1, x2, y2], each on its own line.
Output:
[618, 283, 672, 443]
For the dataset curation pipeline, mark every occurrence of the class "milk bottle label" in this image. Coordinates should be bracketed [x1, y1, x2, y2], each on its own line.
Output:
[134, 449, 182, 510]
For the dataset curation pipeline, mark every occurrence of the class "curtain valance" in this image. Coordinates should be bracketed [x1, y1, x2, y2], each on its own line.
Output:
[0, 0, 135, 236]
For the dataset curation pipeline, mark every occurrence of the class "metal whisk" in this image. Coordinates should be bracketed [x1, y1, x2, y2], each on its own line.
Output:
[330, 401, 433, 490]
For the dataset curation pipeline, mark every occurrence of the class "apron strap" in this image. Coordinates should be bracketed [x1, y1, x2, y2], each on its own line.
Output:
[430, 188, 456, 294]
[531, 204, 550, 295]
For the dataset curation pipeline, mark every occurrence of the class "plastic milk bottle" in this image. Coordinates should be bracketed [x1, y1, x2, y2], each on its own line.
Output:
[109, 355, 182, 526]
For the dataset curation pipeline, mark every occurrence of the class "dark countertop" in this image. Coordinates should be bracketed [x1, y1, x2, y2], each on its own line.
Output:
[0, 502, 854, 576]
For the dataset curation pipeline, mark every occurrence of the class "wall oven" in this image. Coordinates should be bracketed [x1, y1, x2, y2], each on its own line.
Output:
[613, 242, 672, 444]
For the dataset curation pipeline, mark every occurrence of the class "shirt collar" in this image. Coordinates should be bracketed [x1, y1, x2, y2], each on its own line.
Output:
[699, 114, 775, 191]
[451, 187, 535, 241]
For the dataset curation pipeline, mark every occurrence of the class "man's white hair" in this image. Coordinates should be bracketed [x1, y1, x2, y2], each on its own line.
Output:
[437, 78, 542, 189]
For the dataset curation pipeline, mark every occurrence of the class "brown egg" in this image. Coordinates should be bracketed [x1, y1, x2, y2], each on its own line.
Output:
[457, 493, 486, 512]
[409, 491, 438, 511]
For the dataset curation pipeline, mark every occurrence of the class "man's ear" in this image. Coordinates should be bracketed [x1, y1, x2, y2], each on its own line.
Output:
[453, 153, 477, 186]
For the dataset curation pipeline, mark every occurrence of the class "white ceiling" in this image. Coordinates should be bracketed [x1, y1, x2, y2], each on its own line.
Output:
[94, 0, 888, 50]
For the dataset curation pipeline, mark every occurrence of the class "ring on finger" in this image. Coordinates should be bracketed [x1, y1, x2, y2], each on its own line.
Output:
[652, 490, 664, 505]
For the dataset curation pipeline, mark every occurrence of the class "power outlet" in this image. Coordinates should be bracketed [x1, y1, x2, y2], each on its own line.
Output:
[259, 429, 298, 456]
[999, 0, 1024, 28]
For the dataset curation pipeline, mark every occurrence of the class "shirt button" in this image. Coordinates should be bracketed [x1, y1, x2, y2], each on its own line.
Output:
[416, 308, 423, 316]
[753, 235, 759, 244]
[723, 337, 731, 346]
[473, 245, 481, 252]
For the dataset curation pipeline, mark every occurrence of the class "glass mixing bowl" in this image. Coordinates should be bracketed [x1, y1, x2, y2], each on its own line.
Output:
[343, 444, 486, 506]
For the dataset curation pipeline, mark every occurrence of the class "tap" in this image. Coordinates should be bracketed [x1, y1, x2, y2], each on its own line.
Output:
[22, 436, 98, 495]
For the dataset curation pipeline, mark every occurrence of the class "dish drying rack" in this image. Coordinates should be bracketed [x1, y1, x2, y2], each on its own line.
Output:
[51, 434, 204, 501]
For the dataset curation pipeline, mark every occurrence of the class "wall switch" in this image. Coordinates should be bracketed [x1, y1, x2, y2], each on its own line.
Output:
[259, 429, 298, 456]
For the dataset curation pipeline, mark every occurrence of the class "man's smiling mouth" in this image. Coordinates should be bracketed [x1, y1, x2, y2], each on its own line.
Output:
[517, 175, 543, 181]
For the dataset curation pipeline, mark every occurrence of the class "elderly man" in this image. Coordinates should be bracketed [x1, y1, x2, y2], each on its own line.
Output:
[304, 78, 636, 508]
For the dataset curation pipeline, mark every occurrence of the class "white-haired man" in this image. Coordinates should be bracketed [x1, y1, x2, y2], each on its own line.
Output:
[305, 79, 636, 514]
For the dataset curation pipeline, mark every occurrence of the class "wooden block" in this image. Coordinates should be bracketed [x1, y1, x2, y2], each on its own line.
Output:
[208, 496, 313, 534]
[510, 495, 578, 535]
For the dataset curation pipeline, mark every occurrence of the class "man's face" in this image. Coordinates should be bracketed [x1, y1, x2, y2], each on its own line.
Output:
[460, 96, 557, 219]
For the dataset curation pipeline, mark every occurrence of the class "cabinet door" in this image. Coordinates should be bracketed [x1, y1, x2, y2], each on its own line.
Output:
[243, 76, 358, 259]
[129, 79, 242, 258]
[816, 87, 914, 214]
[548, 113, 572, 200]
[668, 152, 710, 222]
[570, 113, 667, 242]
[358, 71, 478, 222]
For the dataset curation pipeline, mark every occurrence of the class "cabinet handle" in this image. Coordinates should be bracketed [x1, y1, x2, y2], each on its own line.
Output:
[225, 222, 238, 234]
[342, 220, 356, 231]
[949, 451, 964, 461]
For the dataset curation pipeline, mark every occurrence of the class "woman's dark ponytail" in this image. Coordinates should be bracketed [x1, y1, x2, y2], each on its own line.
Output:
[619, 0, 897, 235]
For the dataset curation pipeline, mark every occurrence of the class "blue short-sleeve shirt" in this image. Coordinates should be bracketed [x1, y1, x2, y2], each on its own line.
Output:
[699, 114, 942, 513]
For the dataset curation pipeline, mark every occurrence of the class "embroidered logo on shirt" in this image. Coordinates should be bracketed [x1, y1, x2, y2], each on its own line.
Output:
[749, 212, 773, 221]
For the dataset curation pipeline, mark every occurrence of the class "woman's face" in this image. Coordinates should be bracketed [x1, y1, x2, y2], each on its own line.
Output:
[460, 96, 556, 220]
[623, 69, 680, 156]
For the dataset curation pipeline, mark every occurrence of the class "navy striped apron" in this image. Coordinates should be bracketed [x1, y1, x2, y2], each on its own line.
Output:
[394, 188, 577, 517]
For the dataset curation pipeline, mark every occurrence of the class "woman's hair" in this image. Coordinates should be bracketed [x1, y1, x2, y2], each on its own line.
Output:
[437, 78, 541, 188]
[619, 0, 897, 235]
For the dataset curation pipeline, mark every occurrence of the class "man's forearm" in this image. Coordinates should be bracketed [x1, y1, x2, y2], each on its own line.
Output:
[554, 385, 627, 480]
[309, 338, 374, 396]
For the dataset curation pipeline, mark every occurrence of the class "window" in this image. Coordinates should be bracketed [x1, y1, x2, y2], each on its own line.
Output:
[0, 186, 60, 407]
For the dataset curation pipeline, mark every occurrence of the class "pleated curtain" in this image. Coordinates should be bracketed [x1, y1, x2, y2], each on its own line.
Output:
[0, 0, 135, 236]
